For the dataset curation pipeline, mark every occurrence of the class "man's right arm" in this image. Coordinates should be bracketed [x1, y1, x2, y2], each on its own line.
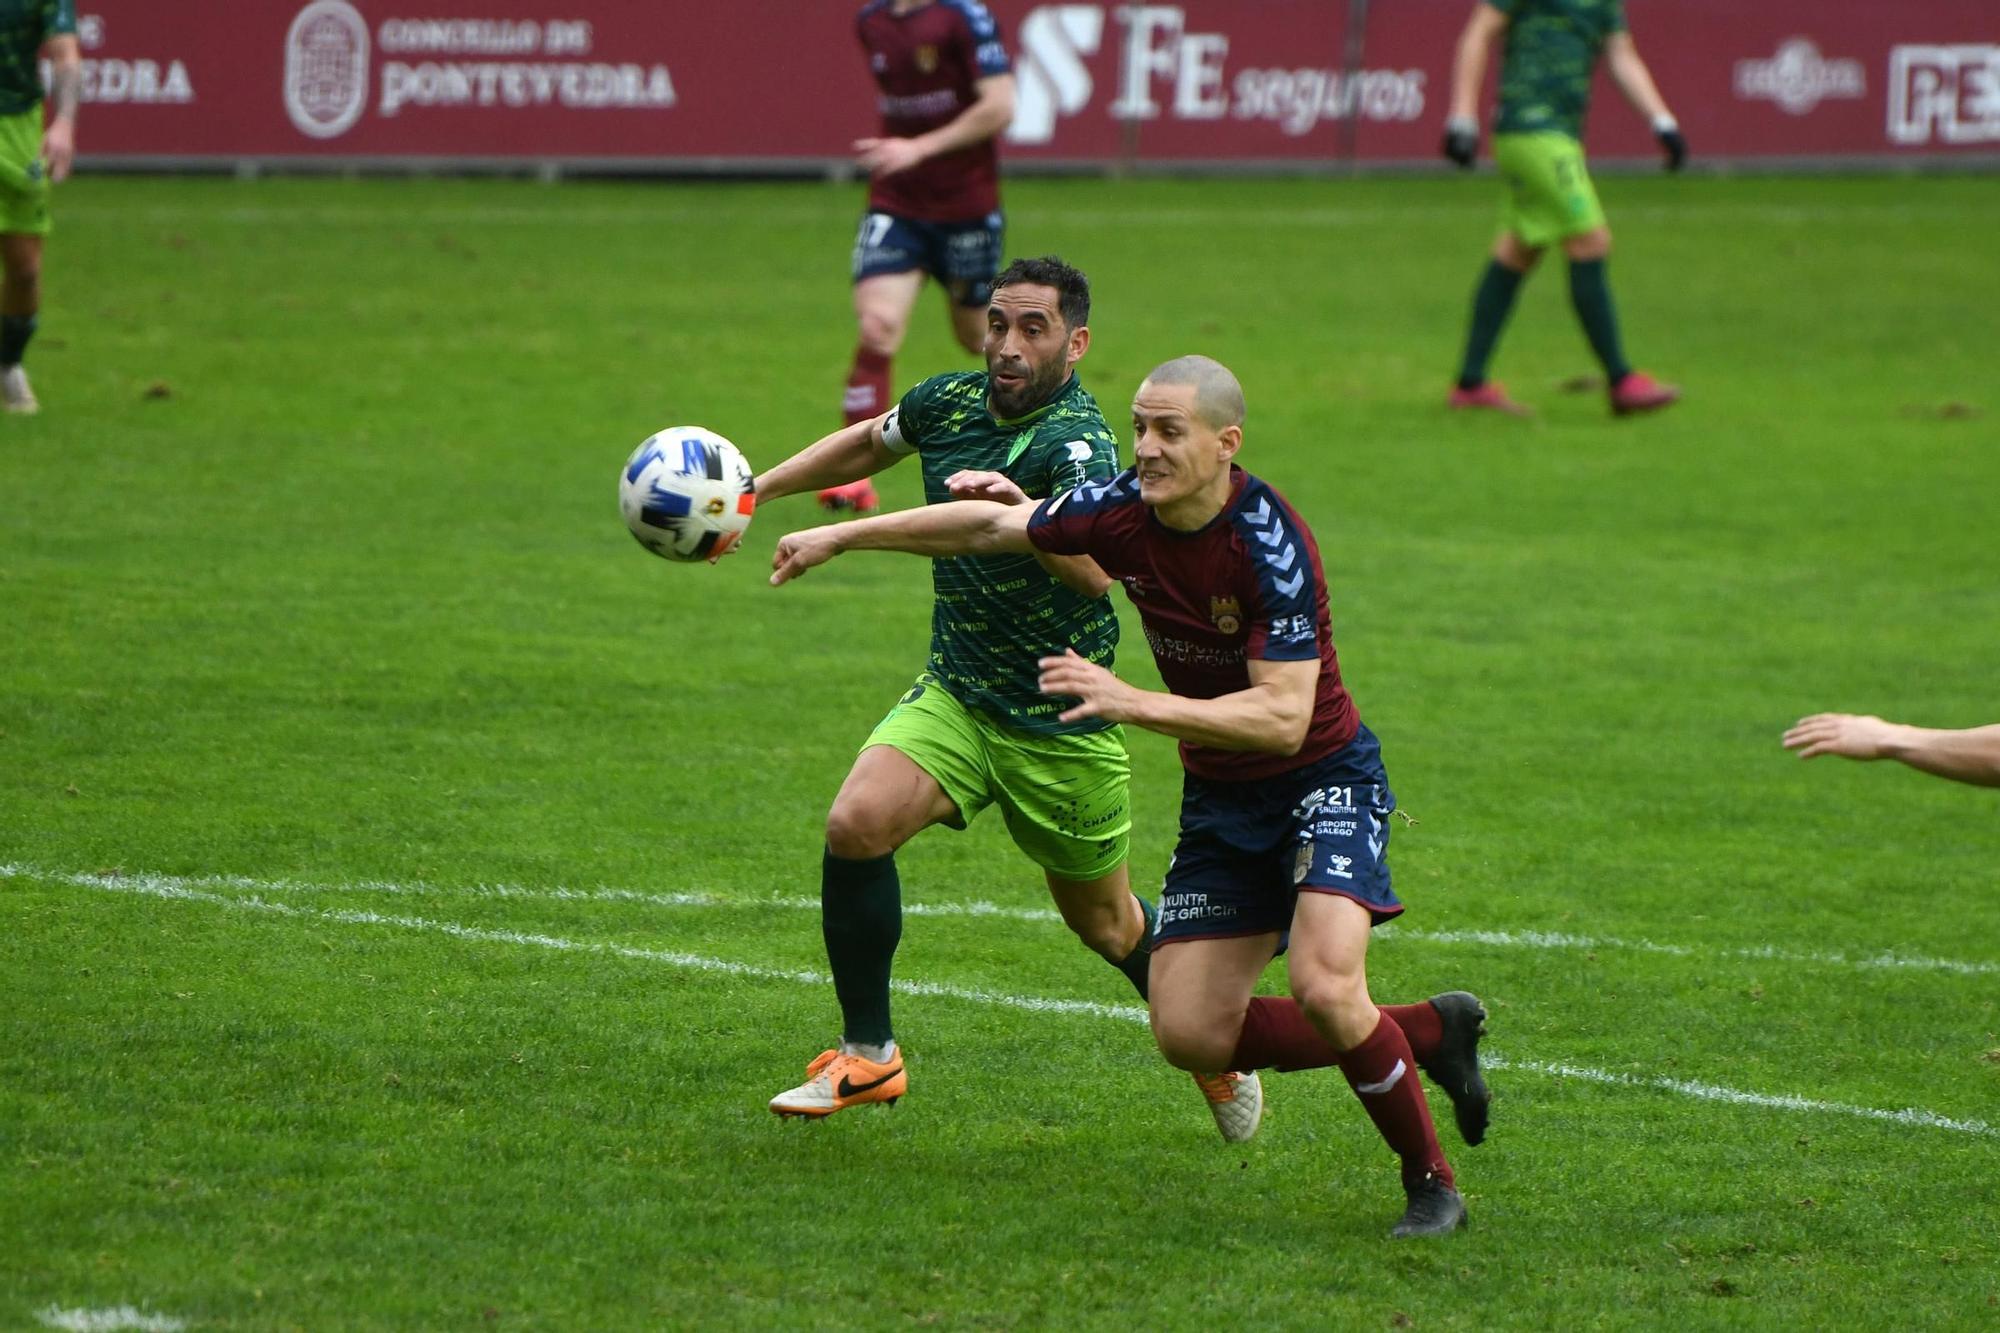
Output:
[770, 500, 1032, 585]
[753, 413, 904, 502]
[1782, 714, 2000, 788]
[1443, 2, 1508, 166]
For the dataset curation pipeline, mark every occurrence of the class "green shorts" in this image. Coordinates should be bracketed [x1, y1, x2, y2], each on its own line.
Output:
[0, 107, 51, 236]
[1493, 132, 1604, 248]
[865, 673, 1131, 881]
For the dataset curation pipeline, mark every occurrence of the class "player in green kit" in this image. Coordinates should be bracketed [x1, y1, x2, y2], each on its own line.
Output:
[0, 0, 77, 414]
[752, 255, 1263, 1138]
[1441, 0, 1682, 418]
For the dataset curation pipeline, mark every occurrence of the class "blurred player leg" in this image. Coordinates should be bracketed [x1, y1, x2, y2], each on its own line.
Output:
[0, 101, 49, 415]
[1565, 229, 1681, 416]
[1449, 233, 1537, 415]
[941, 210, 1002, 358]
[945, 286, 987, 356]
[846, 270, 921, 425]
[1287, 893, 1463, 1237]
[822, 257, 924, 513]
[1, 232, 44, 415]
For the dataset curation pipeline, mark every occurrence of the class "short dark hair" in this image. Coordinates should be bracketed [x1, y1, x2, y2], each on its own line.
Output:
[992, 255, 1090, 331]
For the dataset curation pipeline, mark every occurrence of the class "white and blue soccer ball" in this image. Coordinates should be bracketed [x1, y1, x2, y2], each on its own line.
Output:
[618, 426, 756, 562]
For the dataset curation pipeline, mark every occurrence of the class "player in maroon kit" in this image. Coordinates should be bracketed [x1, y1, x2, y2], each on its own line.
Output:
[817, 0, 1017, 515]
[772, 356, 1490, 1239]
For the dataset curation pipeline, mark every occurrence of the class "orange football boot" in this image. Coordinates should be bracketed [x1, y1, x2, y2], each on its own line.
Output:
[769, 1046, 906, 1118]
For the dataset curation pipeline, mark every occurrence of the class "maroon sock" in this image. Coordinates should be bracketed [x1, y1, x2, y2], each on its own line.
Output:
[1380, 1000, 1443, 1063]
[842, 348, 891, 426]
[1231, 996, 1340, 1072]
[1336, 1011, 1453, 1190]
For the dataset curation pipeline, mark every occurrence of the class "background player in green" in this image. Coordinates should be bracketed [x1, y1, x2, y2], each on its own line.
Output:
[0, 0, 76, 414]
[753, 256, 1263, 1134]
[1441, 0, 1682, 418]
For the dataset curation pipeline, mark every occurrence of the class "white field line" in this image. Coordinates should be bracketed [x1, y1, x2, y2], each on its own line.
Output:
[7, 864, 1986, 979]
[35, 1308, 187, 1333]
[11, 866, 1996, 1141]
[1485, 1057, 1998, 1139]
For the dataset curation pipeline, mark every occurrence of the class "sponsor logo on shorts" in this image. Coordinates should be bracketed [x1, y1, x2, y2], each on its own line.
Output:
[1159, 890, 1238, 926]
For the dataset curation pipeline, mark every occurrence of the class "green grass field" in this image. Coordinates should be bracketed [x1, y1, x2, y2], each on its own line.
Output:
[3, 172, 1997, 1330]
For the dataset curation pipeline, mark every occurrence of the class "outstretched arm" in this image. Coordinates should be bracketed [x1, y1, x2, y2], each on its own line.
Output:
[770, 498, 1033, 585]
[1037, 652, 1320, 756]
[754, 413, 903, 503]
[1782, 714, 2000, 788]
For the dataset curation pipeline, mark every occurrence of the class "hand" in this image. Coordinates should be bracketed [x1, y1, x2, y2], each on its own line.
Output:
[854, 136, 927, 179]
[1037, 648, 1140, 724]
[1441, 116, 1478, 169]
[947, 469, 1029, 505]
[1653, 117, 1687, 172]
[769, 528, 845, 585]
[42, 119, 74, 183]
[1781, 713, 1896, 761]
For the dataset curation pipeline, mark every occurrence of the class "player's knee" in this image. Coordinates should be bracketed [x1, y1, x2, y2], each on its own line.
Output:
[1290, 971, 1372, 1046]
[1566, 229, 1612, 261]
[3, 256, 41, 293]
[1149, 1013, 1234, 1073]
[1062, 906, 1131, 961]
[1493, 235, 1541, 272]
[824, 801, 899, 860]
[855, 309, 906, 358]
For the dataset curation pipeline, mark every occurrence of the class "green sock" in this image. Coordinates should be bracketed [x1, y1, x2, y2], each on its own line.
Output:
[1457, 260, 1525, 389]
[1111, 895, 1157, 1000]
[1568, 258, 1632, 383]
[822, 848, 901, 1047]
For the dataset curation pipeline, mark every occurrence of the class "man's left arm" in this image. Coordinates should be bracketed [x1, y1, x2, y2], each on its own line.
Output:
[1037, 652, 1319, 756]
[1604, 31, 1684, 170]
[41, 31, 80, 182]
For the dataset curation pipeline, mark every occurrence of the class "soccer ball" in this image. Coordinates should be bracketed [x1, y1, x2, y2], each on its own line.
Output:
[618, 426, 756, 562]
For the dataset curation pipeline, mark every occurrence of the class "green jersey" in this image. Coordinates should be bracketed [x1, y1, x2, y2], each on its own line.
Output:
[1490, 0, 1625, 139]
[0, 0, 72, 116]
[882, 370, 1122, 735]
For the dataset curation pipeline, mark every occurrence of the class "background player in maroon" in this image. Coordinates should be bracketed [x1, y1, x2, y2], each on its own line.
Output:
[771, 356, 1490, 1238]
[820, 0, 1016, 514]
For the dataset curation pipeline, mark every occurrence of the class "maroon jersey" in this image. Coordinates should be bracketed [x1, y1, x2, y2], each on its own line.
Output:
[1027, 466, 1362, 782]
[856, 0, 1011, 222]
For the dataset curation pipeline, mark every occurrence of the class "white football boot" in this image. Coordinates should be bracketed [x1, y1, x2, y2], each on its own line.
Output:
[2, 364, 38, 414]
[1192, 1069, 1263, 1143]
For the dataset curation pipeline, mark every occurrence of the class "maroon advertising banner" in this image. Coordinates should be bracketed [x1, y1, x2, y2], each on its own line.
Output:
[74, 1, 2000, 167]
